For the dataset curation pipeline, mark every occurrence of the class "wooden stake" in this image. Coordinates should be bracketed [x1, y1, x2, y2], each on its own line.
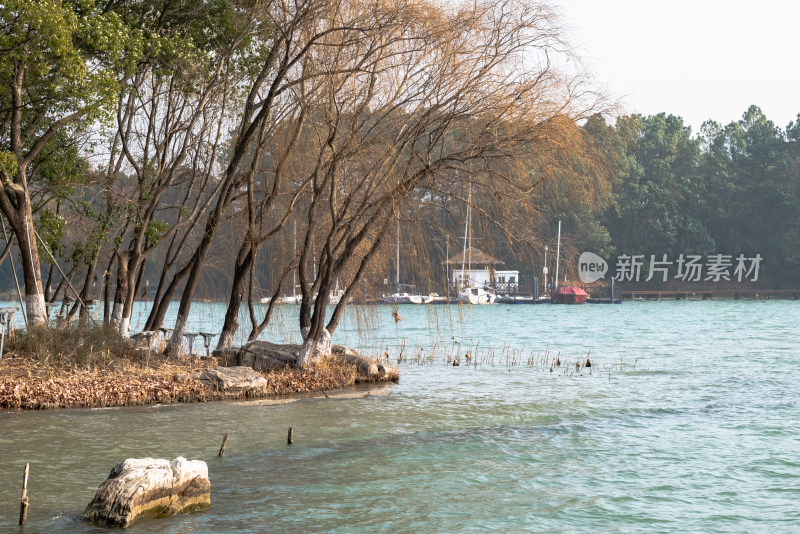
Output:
[287, 427, 294, 445]
[218, 433, 228, 457]
[19, 463, 29, 526]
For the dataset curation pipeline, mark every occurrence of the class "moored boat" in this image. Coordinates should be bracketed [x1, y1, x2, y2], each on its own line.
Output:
[459, 285, 497, 305]
[551, 286, 588, 304]
[381, 292, 424, 304]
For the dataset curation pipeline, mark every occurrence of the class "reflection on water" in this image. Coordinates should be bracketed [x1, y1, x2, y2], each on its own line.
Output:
[1, 301, 799, 532]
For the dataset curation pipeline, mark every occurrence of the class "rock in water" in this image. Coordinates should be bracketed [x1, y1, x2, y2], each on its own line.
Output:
[83, 457, 210, 527]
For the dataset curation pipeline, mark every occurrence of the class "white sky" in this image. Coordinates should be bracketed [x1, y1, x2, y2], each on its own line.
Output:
[557, 0, 800, 132]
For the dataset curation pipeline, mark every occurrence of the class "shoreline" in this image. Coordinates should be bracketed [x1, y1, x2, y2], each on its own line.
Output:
[0, 355, 397, 411]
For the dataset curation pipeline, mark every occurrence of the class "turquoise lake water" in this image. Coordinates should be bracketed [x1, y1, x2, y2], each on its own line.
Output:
[0, 300, 798, 532]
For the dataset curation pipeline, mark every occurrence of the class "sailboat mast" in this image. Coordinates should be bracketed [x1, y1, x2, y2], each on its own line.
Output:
[467, 186, 472, 278]
[555, 219, 561, 289]
[461, 189, 469, 288]
[293, 220, 297, 295]
[445, 238, 449, 291]
[396, 217, 400, 288]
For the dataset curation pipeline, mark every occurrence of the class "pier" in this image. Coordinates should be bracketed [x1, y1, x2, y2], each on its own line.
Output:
[622, 289, 800, 301]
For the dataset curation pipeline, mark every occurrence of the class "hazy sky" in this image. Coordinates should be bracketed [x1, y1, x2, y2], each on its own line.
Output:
[557, 0, 800, 132]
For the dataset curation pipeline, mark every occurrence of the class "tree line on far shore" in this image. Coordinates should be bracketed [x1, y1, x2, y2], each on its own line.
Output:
[370, 105, 800, 293]
[554, 106, 800, 286]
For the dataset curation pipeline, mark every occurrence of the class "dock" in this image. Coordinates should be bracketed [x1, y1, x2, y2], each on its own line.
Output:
[622, 289, 800, 301]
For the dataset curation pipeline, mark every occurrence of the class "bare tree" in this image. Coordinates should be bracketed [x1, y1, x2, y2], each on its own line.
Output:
[215, 0, 430, 348]
[157, 0, 418, 356]
[284, 0, 606, 364]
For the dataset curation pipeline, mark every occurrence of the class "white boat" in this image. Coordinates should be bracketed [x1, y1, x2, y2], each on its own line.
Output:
[329, 282, 347, 305]
[381, 291, 424, 304]
[385, 220, 428, 304]
[260, 293, 302, 304]
[273, 284, 344, 305]
[459, 286, 497, 305]
[426, 293, 449, 304]
[457, 187, 496, 305]
[281, 294, 304, 305]
[267, 223, 305, 305]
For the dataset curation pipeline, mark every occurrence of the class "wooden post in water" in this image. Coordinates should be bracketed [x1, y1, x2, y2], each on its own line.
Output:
[19, 463, 29, 526]
[287, 427, 294, 445]
[218, 433, 228, 457]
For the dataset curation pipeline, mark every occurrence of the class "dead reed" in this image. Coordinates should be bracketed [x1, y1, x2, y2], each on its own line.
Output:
[385, 338, 626, 378]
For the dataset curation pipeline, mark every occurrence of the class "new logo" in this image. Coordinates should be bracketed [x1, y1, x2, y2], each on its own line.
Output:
[578, 252, 608, 283]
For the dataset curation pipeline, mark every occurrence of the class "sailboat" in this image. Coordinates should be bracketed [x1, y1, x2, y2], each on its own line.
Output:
[277, 291, 303, 305]
[458, 188, 496, 305]
[262, 222, 304, 304]
[550, 220, 587, 304]
[328, 280, 347, 305]
[381, 218, 428, 304]
[381, 284, 425, 304]
[262, 222, 324, 305]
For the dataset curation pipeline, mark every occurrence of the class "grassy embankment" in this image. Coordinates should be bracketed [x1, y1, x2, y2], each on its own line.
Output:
[0, 325, 396, 410]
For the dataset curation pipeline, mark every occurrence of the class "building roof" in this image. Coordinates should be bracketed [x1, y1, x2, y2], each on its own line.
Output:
[444, 247, 504, 266]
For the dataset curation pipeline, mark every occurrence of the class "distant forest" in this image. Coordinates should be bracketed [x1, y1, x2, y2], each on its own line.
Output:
[543, 105, 800, 288]
[366, 105, 800, 292]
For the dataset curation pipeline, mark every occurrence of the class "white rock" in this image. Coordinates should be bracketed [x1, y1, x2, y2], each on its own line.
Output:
[83, 457, 210, 527]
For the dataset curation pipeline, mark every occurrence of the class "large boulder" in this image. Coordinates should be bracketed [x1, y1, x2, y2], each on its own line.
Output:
[240, 341, 301, 371]
[83, 457, 210, 528]
[197, 366, 269, 392]
[212, 341, 301, 371]
[212, 340, 390, 380]
[331, 345, 380, 377]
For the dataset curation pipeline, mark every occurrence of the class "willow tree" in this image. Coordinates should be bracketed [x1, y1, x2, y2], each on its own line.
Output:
[101, 0, 252, 336]
[213, 0, 435, 349]
[276, 0, 607, 365]
[147, 0, 437, 355]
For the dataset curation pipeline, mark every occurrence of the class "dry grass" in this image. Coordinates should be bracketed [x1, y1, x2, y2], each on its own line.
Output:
[5, 324, 142, 369]
[258, 355, 397, 396]
[0, 357, 217, 409]
[0, 326, 397, 410]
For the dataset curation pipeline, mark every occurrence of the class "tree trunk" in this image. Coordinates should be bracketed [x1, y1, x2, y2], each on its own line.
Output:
[44, 262, 54, 303]
[164, 235, 214, 357]
[77, 256, 98, 319]
[6, 205, 48, 325]
[216, 244, 253, 350]
[111, 251, 129, 333]
[119, 252, 143, 337]
[20, 230, 46, 324]
[298, 326, 331, 367]
[102, 254, 115, 323]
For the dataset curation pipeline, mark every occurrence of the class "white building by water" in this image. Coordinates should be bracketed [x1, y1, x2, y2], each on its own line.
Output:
[444, 247, 519, 295]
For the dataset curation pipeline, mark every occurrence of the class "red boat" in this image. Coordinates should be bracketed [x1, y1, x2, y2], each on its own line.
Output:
[551, 286, 588, 304]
